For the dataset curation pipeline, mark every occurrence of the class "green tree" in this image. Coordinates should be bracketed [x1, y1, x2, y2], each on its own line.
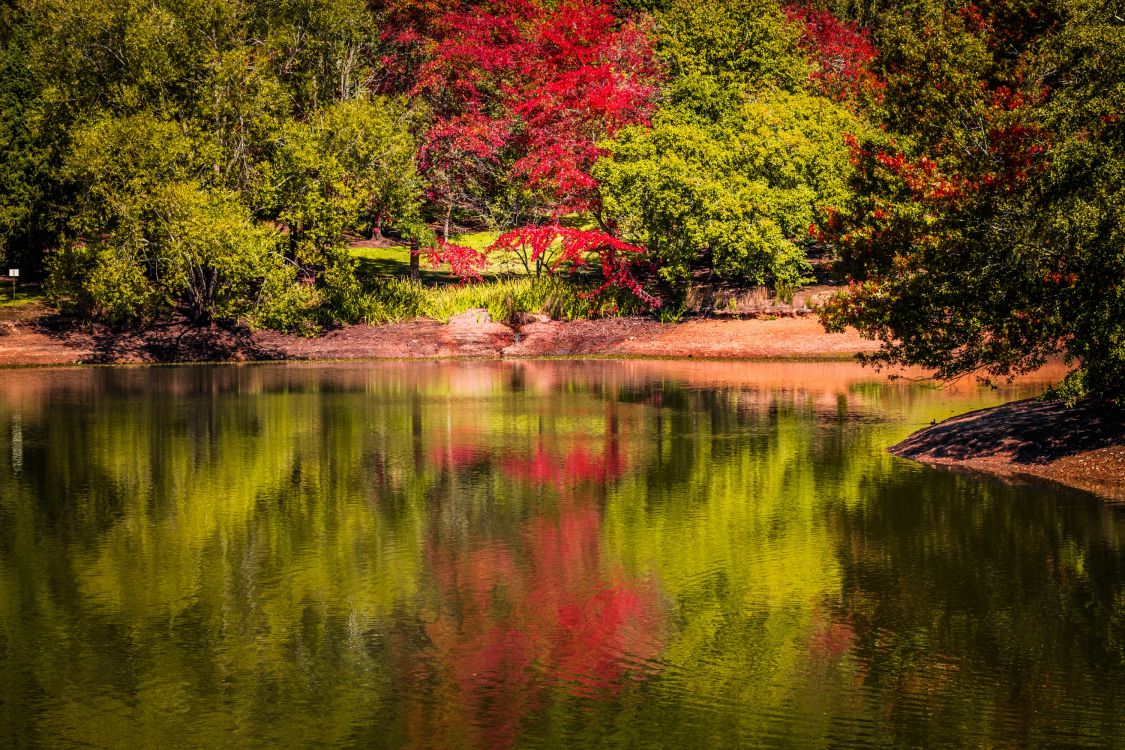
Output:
[597, 92, 864, 290]
[820, 0, 1125, 401]
[1027, 0, 1125, 398]
[594, 0, 866, 294]
[0, 2, 45, 269]
[47, 112, 312, 325]
[264, 96, 425, 321]
[656, 0, 809, 119]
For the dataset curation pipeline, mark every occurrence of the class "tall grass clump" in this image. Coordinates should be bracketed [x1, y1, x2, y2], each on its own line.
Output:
[360, 277, 427, 323]
[354, 275, 653, 325]
[421, 278, 545, 323]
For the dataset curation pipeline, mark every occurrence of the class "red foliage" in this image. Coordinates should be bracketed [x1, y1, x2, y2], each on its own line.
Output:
[418, 498, 662, 749]
[488, 225, 661, 307]
[784, 4, 883, 106]
[424, 240, 491, 282]
[408, 0, 661, 217]
[501, 438, 628, 487]
[429, 443, 490, 470]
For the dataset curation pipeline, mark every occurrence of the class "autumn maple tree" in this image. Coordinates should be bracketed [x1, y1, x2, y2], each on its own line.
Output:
[402, 0, 661, 232]
[783, 4, 883, 109]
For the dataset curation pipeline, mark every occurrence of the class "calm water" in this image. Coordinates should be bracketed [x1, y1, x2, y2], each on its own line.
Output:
[1, 360, 1124, 748]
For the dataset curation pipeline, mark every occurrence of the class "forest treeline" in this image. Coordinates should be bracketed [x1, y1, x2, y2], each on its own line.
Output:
[0, 0, 1121, 397]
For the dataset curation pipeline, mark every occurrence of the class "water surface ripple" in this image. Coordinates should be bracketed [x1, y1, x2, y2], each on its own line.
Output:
[1, 360, 1123, 748]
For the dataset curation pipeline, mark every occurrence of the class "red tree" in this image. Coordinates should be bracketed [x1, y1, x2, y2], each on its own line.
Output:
[411, 0, 661, 227]
[784, 4, 883, 108]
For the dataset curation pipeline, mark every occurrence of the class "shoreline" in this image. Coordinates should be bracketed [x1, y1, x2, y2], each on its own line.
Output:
[8, 307, 1122, 501]
[891, 399, 1125, 501]
[0, 309, 882, 366]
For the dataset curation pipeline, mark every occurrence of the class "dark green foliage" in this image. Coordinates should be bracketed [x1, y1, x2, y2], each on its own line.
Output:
[1032, 0, 1125, 398]
[820, 0, 1125, 401]
[0, 2, 52, 270]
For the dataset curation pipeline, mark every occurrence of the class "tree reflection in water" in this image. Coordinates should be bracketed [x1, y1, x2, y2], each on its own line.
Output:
[3, 361, 1124, 748]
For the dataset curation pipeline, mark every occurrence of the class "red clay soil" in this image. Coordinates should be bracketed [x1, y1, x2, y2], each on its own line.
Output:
[503, 315, 878, 358]
[0, 310, 880, 365]
[891, 399, 1125, 501]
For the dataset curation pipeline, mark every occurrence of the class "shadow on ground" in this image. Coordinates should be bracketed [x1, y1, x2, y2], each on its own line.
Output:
[893, 399, 1125, 465]
[39, 316, 286, 364]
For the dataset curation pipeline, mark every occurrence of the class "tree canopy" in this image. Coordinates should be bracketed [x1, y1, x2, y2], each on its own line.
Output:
[0, 0, 1122, 399]
[819, 0, 1125, 400]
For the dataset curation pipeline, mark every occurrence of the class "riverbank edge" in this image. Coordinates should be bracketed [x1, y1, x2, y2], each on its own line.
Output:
[0, 310, 883, 366]
[890, 398, 1125, 501]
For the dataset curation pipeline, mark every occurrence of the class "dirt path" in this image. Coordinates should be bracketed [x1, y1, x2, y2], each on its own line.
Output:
[0, 311, 879, 365]
[891, 399, 1125, 501]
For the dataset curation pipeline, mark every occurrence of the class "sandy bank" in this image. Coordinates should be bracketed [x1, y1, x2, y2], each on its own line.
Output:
[891, 399, 1125, 501]
[0, 310, 880, 366]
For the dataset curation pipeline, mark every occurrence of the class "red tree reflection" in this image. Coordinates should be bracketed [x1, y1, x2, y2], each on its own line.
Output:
[400, 420, 663, 748]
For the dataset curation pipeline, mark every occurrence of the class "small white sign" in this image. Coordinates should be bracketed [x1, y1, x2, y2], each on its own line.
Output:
[7, 269, 17, 278]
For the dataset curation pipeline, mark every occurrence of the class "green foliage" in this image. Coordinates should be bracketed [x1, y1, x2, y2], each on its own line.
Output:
[46, 238, 156, 323]
[595, 0, 869, 296]
[1030, 0, 1125, 400]
[870, 0, 997, 146]
[265, 98, 422, 268]
[5, 0, 425, 329]
[154, 184, 316, 326]
[63, 112, 197, 235]
[597, 92, 864, 289]
[656, 0, 809, 117]
[821, 0, 1125, 401]
[0, 4, 51, 270]
[50, 183, 316, 328]
[1043, 369, 1088, 407]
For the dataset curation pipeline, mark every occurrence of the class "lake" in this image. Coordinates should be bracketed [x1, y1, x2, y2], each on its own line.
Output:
[1, 360, 1123, 748]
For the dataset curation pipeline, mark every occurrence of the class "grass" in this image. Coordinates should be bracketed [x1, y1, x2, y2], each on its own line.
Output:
[419, 277, 550, 323]
[350, 231, 505, 281]
[0, 286, 44, 307]
[358, 275, 642, 325]
[349, 231, 586, 280]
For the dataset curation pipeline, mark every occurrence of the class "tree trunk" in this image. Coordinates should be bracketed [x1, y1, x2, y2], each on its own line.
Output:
[409, 238, 420, 281]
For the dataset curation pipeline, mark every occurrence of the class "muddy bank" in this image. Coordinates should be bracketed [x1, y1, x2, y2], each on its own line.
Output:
[892, 399, 1125, 501]
[0, 309, 880, 366]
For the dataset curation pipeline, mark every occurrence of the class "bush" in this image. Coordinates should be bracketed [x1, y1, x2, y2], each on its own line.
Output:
[49, 182, 316, 330]
[47, 239, 156, 324]
[595, 92, 863, 290]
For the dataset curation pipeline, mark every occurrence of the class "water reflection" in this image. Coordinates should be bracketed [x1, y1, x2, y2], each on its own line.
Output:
[1, 361, 1124, 747]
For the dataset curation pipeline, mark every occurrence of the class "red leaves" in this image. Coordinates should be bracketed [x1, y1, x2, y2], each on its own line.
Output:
[856, 83, 1048, 207]
[784, 4, 883, 107]
[501, 439, 627, 487]
[490, 225, 661, 307]
[421, 224, 659, 308]
[871, 150, 969, 201]
[424, 240, 491, 282]
[407, 0, 661, 218]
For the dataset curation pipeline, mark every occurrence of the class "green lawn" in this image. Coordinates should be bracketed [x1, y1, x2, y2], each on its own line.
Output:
[350, 231, 535, 282]
[0, 285, 43, 307]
